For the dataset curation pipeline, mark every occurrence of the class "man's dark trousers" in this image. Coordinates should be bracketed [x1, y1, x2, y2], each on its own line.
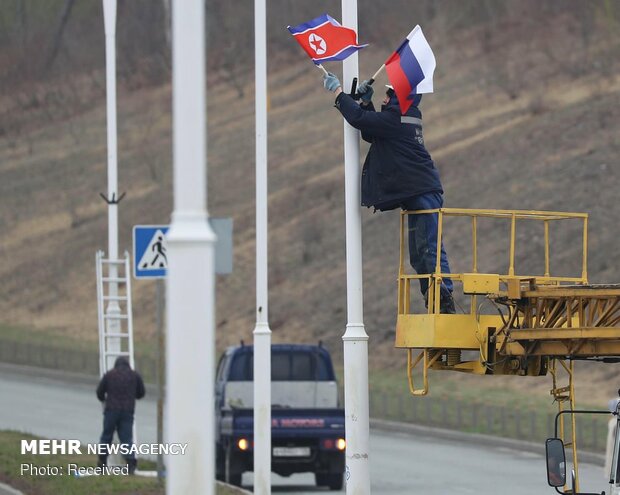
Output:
[99, 410, 135, 462]
[401, 192, 453, 297]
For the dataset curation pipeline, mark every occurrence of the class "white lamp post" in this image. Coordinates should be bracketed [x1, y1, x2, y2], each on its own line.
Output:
[166, 0, 216, 493]
[102, 0, 121, 371]
[253, 0, 272, 493]
[341, 1, 371, 493]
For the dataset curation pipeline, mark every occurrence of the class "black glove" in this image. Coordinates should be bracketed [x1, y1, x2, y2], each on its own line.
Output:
[357, 80, 374, 102]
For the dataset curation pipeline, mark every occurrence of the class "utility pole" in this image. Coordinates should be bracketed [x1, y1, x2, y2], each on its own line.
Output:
[341, 1, 371, 493]
[166, 0, 216, 493]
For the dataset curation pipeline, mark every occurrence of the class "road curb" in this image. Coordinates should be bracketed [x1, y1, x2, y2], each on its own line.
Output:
[216, 480, 252, 494]
[0, 361, 97, 385]
[0, 478, 247, 495]
[0, 362, 158, 396]
[0, 481, 23, 495]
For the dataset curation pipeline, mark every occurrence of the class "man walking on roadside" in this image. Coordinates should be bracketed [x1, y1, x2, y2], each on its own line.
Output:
[96, 356, 145, 474]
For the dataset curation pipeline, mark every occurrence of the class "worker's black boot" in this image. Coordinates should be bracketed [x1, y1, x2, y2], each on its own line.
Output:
[440, 293, 456, 314]
[127, 458, 137, 475]
[97, 454, 107, 468]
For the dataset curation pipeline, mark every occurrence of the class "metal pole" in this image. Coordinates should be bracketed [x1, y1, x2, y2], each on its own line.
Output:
[253, 0, 272, 492]
[102, 0, 121, 372]
[341, 1, 370, 493]
[156, 279, 164, 481]
[167, 1, 216, 493]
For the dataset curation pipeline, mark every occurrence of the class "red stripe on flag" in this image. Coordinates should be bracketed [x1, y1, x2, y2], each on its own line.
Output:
[385, 52, 414, 115]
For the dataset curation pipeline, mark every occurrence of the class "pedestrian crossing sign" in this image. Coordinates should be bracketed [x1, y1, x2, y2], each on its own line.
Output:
[133, 225, 169, 279]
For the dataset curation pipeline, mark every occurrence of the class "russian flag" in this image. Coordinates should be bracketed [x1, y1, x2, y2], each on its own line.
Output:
[287, 14, 367, 64]
[385, 25, 436, 114]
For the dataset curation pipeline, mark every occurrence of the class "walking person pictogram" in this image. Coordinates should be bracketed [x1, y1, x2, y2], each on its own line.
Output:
[148, 235, 167, 268]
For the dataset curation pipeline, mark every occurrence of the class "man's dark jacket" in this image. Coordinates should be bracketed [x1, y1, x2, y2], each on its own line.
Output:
[96, 357, 145, 412]
[335, 92, 443, 211]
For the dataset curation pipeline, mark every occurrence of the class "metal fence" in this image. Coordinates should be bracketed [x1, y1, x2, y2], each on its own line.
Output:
[368, 389, 609, 451]
[0, 336, 609, 451]
[0, 338, 158, 384]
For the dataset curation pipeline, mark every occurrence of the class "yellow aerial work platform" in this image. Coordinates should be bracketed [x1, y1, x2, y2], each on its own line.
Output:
[395, 208, 620, 492]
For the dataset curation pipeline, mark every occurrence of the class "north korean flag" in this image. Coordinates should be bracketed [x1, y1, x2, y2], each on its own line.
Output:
[385, 25, 436, 114]
[287, 14, 367, 64]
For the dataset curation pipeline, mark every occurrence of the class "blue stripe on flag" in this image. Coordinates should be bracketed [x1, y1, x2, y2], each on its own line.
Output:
[311, 44, 367, 64]
[287, 14, 330, 35]
[398, 44, 425, 96]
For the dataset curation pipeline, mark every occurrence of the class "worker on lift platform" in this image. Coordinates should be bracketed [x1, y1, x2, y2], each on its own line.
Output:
[323, 73, 454, 313]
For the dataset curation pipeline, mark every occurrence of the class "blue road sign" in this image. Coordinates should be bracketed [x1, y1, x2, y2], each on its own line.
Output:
[133, 225, 169, 279]
[133, 219, 233, 280]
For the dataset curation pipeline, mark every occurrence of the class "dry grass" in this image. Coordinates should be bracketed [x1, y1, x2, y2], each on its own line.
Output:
[1, 12, 620, 409]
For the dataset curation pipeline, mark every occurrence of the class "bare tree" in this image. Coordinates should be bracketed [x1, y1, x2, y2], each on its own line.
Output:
[44, 0, 75, 74]
[162, 0, 171, 49]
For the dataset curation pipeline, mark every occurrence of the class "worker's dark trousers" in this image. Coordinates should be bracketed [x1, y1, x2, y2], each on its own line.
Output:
[99, 409, 135, 462]
[401, 192, 453, 297]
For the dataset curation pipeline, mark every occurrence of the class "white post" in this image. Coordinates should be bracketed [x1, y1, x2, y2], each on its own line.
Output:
[167, 1, 216, 494]
[253, 0, 272, 493]
[102, 0, 121, 371]
[341, 1, 371, 494]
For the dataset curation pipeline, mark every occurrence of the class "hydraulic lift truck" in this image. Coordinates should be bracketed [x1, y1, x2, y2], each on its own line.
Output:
[394, 207, 620, 494]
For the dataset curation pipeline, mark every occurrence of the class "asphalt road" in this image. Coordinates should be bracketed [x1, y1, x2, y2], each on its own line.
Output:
[0, 365, 609, 494]
[0, 366, 156, 449]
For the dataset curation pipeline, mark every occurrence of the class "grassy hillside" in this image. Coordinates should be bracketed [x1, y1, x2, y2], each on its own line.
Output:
[1, 3, 620, 408]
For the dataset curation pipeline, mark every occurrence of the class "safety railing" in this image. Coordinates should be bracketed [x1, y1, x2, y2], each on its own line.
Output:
[398, 208, 589, 316]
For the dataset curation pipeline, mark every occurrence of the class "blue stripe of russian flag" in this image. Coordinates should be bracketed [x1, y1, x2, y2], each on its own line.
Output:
[396, 39, 425, 99]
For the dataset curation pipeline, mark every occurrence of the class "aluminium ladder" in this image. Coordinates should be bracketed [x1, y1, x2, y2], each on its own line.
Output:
[96, 250, 135, 375]
[95, 250, 138, 461]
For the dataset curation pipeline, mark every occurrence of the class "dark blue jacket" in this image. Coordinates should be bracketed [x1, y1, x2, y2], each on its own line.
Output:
[334, 92, 443, 211]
